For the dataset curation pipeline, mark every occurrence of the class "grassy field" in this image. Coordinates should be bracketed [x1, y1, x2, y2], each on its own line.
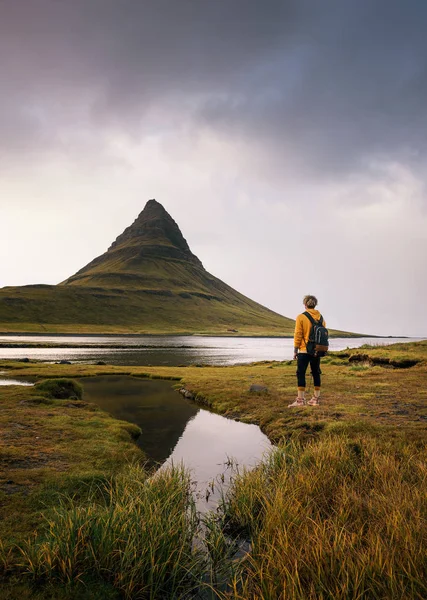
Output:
[0, 340, 426, 598]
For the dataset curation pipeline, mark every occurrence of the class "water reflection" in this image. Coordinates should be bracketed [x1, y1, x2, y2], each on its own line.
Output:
[82, 376, 198, 465]
[164, 410, 271, 512]
[0, 378, 33, 386]
[0, 335, 419, 366]
[81, 376, 271, 511]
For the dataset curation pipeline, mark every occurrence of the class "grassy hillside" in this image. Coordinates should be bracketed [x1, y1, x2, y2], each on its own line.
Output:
[0, 283, 297, 335]
[0, 201, 359, 336]
[0, 283, 356, 336]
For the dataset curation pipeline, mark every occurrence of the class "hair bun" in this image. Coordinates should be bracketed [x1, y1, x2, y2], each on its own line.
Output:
[303, 295, 318, 308]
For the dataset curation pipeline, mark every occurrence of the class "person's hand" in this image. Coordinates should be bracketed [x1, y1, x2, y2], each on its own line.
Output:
[293, 352, 298, 360]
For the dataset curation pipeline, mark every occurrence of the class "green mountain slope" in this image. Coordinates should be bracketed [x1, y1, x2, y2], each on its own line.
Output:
[0, 200, 352, 336]
[0, 200, 300, 335]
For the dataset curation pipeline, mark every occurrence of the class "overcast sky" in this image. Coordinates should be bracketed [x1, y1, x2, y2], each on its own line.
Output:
[1, 0, 426, 336]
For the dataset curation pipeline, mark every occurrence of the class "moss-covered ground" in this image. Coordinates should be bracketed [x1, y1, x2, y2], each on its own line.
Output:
[3, 340, 425, 444]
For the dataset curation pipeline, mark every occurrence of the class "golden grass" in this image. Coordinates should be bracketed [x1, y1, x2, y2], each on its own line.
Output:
[0, 379, 142, 559]
[217, 437, 427, 599]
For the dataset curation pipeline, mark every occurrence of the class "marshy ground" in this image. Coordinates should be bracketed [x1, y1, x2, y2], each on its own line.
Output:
[0, 340, 426, 599]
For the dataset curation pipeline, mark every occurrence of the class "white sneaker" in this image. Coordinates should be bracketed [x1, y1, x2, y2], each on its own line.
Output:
[307, 397, 320, 406]
[288, 398, 305, 408]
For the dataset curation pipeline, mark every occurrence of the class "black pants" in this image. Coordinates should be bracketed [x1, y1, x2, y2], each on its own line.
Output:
[297, 353, 321, 388]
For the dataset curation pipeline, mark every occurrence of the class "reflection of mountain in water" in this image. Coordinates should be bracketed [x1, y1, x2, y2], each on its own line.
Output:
[82, 376, 198, 465]
[82, 374, 272, 513]
[164, 410, 272, 512]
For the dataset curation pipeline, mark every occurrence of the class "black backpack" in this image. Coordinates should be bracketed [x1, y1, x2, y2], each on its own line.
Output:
[303, 312, 329, 357]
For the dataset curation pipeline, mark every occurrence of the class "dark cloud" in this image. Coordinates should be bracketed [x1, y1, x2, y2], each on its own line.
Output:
[196, 1, 427, 178]
[1, 0, 426, 178]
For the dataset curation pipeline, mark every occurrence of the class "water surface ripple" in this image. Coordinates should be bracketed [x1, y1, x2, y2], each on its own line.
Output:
[0, 335, 419, 366]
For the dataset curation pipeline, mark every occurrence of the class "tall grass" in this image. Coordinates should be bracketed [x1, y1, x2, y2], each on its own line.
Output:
[0, 538, 14, 576]
[18, 464, 204, 599]
[10, 437, 427, 599]
[217, 437, 427, 600]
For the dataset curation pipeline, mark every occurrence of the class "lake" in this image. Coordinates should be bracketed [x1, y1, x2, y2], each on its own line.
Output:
[0, 334, 419, 366]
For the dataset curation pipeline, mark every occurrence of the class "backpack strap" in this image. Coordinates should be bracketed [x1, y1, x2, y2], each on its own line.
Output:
[303, 311, 317, 326]
[303, 311, 316, 344]
[303, 311, 323, 326]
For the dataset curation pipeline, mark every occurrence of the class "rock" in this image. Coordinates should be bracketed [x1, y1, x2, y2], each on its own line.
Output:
[59, 360, 72, 365]
[95, 361, 106, 365]
[21, 358, 30, 363]
[249, 384, 268, 393]
[178, 388, 195, 400]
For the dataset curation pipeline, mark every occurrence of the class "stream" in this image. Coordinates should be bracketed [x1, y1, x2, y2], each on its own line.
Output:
[80, 376, 272, 512]
[1, 373, 271, 511]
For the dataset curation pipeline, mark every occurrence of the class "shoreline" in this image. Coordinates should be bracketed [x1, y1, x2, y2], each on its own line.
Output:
[0, 334, 413, 348]
[0, 330, 378, 339]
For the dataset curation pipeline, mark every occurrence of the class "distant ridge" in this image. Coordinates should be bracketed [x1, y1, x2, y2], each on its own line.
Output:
[0, 200, 353, 335]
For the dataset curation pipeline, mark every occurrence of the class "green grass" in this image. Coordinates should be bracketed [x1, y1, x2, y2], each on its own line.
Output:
[0, 283, 297, 335]
[3, 340, 427, 444]
[0, 380, 143, 563]
[17, 464, 202, 599]
[35, 379, 83, 400]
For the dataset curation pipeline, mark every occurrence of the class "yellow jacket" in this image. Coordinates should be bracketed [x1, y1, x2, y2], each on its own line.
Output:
[293, 309, 326, 353]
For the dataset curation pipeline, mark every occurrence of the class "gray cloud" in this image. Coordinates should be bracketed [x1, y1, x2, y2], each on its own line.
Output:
[196, 1, 427, 179]
[2, 0, 426, 179]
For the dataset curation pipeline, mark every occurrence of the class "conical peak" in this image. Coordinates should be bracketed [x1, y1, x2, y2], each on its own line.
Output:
[107, 200, 203, 268]
[122, 199, 171, 227]
[110, 200, 191, 252]
[131, 199, 182, 236]
[142, 198, 168, 219]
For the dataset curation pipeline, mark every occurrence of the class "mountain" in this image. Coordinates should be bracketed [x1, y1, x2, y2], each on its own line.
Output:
[61, 200, 205, 289]
[0, 200, 342, 336]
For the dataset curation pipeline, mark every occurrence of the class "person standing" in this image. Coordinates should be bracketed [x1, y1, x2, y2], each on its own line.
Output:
[288, 295, 326, 407]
